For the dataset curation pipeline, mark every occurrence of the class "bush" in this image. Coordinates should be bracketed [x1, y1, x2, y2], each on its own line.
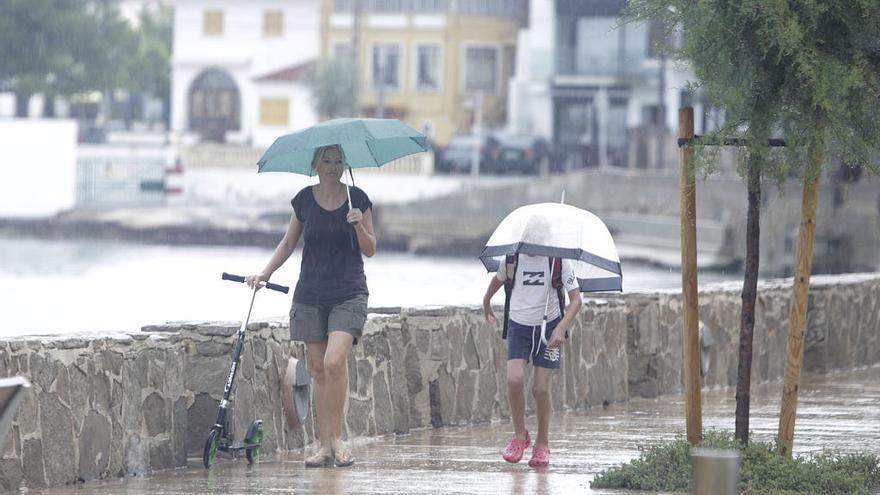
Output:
[591, 430, 880, 495]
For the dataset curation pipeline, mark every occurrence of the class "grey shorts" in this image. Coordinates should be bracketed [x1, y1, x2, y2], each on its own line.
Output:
[289, 294, 368, 345]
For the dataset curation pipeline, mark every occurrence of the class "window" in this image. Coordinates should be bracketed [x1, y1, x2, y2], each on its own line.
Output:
[263, 10, 284, 38]
[203, 10, 224, 36]
[464, 46, 498, 93]
[260, 98, 289, 126]
[416, 44, 441, 91]
[371, 43, 402, 90]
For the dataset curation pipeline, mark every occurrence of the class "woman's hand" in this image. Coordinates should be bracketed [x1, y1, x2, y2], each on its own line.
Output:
[245, 272, 269, 290]
[347, 208, 363, 224]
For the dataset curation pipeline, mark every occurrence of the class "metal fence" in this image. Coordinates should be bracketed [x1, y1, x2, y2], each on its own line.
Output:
[76, 146, 171, 208]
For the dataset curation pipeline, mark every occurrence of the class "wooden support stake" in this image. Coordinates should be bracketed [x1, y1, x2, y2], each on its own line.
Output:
[679, 107, 701, 445]
[777, 145, 822, 457]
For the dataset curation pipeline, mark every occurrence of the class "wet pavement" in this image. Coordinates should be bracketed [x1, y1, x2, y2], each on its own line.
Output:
[33, 366, 880, 494]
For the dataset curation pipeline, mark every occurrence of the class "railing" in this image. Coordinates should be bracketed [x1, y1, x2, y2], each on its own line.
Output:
[180, 144, 435, 175]
[76, 146, 171, 207]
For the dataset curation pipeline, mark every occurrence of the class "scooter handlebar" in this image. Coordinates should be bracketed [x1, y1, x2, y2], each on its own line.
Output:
[222, 272, 290, 294]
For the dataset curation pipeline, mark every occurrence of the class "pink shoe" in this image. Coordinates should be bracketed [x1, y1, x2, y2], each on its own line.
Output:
[502, 433, 531, 463]
[528, 446, 550, 467]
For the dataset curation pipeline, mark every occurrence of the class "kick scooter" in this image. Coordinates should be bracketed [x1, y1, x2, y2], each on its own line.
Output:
[202, 272, 289, 469]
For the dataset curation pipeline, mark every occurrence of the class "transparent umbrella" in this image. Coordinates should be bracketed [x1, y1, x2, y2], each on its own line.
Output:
[479, 202, 623, 344]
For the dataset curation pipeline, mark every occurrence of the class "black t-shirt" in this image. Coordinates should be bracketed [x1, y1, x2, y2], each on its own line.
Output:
[291, 185, 372, 305]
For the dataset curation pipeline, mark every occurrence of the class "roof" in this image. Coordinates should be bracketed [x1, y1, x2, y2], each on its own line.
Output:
[253, 60, 316, 83]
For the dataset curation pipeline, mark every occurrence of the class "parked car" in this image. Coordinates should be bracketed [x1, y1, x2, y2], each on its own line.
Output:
[435, 134, 496, 174]
[485, 133, 552, 175]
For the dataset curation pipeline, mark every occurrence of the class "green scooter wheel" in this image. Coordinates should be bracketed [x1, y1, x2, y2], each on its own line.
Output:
[203, 429, 220, 469]
[244, 420, 264, 465]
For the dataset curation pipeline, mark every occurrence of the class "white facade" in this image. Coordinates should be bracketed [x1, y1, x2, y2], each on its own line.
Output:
[508, 0, 703, 169]
[0, 120, 77, 217]
[170, 0, 319, 147]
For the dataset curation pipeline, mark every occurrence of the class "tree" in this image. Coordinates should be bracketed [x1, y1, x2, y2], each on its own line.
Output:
[627, 0, 880, 452]
[310, 58, 358, 119]
[0, 0, 137, 118]
[124, 4, 173, 126]
[0, 0, 84, 116]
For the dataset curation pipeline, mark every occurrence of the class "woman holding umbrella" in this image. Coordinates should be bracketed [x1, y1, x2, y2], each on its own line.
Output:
[246, 143, 375, 468]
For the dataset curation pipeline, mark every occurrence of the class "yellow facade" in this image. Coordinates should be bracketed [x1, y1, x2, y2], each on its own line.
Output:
[319, 2, 522, 146]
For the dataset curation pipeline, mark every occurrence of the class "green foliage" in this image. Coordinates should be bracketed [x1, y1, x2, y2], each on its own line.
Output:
[310, 58, 359, 119]
[626, 0, 880, 179]
[125, 4, 173, 98]
[591, 430, 880, 494]
[0, 0, 140, 98]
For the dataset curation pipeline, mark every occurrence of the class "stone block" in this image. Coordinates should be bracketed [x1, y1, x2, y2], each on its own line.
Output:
[78, 411, 111, 481]
[0, 458, 23, 491]
[172, 397, 188, 467]
[39, 394, 76, 485]
[184, 354, 227, 397]
[356, 359, 374, 397]
[185, 393, 217, 455]
[346, 397, 373, 438]
[463, 329, 480, 370]
[372, 370, 394, 434]
[21, 438, 45, 488]
[143, 392, 169, 437]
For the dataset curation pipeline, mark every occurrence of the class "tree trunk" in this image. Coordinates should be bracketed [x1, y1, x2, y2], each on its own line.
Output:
[679, 107, 701, 445]
[777, 143, 822, 457]
[735, 159, 761, 444]
[15, 91, 31, 118]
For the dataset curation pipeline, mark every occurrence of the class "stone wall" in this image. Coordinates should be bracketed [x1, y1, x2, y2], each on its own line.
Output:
[1, 274, 878, 490]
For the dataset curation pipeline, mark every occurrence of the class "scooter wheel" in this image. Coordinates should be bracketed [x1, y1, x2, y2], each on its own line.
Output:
[244, 420, 263, 465]
[203, 429, 220, 469]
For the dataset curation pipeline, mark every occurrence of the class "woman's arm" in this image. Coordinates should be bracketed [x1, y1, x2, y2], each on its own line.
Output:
[349, 207, 377, 257]
[246, 213, 303, 287]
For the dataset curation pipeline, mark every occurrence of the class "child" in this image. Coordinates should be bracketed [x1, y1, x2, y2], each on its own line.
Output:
[482, 253, 581, 467]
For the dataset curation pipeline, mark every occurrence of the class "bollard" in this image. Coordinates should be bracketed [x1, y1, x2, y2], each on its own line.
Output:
[691, 448, 740, 495]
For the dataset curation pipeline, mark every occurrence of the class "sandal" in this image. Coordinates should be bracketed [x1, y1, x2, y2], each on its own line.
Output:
[333, 443, 355, 467]
[304, 449, 333, 468]
[528, 446, 550, 467]
[502, 432, 531, 463]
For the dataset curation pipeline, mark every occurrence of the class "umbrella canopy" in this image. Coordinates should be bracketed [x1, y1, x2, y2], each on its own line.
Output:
[479, 202, 622, 292]
[257, 118, 428, 174]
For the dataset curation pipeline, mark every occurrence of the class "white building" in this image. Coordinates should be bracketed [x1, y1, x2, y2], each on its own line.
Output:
[509, 0, 711, 170]
[170, 0, 320, 147]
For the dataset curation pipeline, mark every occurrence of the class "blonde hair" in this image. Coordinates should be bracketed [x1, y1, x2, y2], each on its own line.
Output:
[310, 144, 347, 171]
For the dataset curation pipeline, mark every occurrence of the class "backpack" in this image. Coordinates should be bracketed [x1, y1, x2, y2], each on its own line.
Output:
[501, 254, 567, 340]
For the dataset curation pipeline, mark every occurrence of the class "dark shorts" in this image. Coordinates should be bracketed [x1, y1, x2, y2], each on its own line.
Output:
[289, 294, 368, 345]
[507, 318, 562, 369]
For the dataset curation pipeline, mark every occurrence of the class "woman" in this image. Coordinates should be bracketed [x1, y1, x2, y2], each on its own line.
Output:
[246, 144, 375, 468]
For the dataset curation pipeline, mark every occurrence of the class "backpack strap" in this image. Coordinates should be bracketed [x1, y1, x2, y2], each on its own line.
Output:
[501, 253, 518, 340]
[550, 257, 569, 338]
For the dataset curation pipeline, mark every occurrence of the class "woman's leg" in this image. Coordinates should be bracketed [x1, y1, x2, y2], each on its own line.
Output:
[532, 366, 552, 448]
[507, 358, 528, 439]
[305, 340, 330, 454]
[322, 330, 354, 452]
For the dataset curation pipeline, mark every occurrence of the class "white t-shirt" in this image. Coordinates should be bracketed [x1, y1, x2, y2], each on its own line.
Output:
[496, 255, 578, 326]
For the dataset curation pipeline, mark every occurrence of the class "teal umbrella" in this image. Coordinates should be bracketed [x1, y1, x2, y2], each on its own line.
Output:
[257, 118, 428, 175]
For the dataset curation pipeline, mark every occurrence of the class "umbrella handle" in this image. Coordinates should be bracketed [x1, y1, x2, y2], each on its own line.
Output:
[345, 182, 359, 225]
